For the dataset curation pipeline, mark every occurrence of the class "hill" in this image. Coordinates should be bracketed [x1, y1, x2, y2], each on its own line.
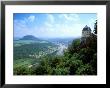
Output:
[20, 35, 41, 41]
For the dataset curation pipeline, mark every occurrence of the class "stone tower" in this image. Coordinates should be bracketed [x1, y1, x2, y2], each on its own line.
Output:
[81, 25, 91, 42]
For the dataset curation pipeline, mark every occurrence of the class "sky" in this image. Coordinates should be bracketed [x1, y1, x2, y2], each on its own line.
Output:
[14, 13, 97, 38]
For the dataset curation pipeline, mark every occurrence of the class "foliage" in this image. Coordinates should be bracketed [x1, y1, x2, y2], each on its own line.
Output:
[93, 20, 97, 34]
[76, 64, 94, 75]
[68, 39, 80, 54]
[14, 66, 33, 75]
[52, 67, 69, 75]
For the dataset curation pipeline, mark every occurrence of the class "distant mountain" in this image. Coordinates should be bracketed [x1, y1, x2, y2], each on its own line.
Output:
[20, 35, 41, 41]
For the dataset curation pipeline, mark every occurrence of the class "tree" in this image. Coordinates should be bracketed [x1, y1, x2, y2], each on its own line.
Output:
[76, 64, 94, 75]
[68, 39, 80, 54]
[52, 68, 69, 75]
[14, 66, 32, 75]
[93, 20, 97, 34]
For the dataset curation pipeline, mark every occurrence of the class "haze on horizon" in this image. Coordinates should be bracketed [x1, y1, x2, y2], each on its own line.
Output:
[14, 13, 97, 38]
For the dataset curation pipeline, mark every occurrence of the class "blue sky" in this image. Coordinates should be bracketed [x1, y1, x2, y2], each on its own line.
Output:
[14, 13, 97, 38]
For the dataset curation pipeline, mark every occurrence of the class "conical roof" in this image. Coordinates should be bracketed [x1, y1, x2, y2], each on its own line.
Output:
[83, 25, 91, 31]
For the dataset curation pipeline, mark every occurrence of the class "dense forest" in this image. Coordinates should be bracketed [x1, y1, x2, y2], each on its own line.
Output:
[14, 20, 97, 75]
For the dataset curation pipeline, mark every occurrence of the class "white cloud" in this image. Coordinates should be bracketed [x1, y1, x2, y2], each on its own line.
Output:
[44, 14, 55, 28]
[59, 14, 80, 22]
[34, 22, 83, 38]
[14, 17, 36, 37]
[14, 14, 95, 38]
[47, 14, 54, 23]
[14, 20, 27, 28]
[45, 22, 53, 27]
[14, 20, 29, 37]
[14, 15, 36, 29]
[41, 14, 82, 38]
[27, 15, 35, 22]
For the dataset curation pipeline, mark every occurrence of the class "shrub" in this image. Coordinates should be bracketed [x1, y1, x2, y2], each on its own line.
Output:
[50, 57, 61, 68]
[76, 64, 94, 75]
[68, 39, 80, 54]
[90, 53, 97, 74]
[52, 67, 69, 75]
[79, 48, 95, 63]
[69, 60, 83, 75]
[14, 66, 32, 75]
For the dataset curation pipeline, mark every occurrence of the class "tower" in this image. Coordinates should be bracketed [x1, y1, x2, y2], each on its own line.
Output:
[81, 25, 91, 42]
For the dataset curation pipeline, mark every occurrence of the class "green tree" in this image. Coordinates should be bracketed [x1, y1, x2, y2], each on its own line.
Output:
[68, 39, 80, 54]
[14, 66, 32, 75]
[76, 64, 94, 75]
[93, 20, 97, 34]
[69, 60, 83, 75]
[52, 67, 69, 75]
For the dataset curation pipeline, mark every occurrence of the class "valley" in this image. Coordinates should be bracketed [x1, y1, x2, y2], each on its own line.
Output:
[14, 35, 73, 72]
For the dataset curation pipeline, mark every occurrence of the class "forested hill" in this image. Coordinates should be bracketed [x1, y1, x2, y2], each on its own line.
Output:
[20, 35, 41, 41]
